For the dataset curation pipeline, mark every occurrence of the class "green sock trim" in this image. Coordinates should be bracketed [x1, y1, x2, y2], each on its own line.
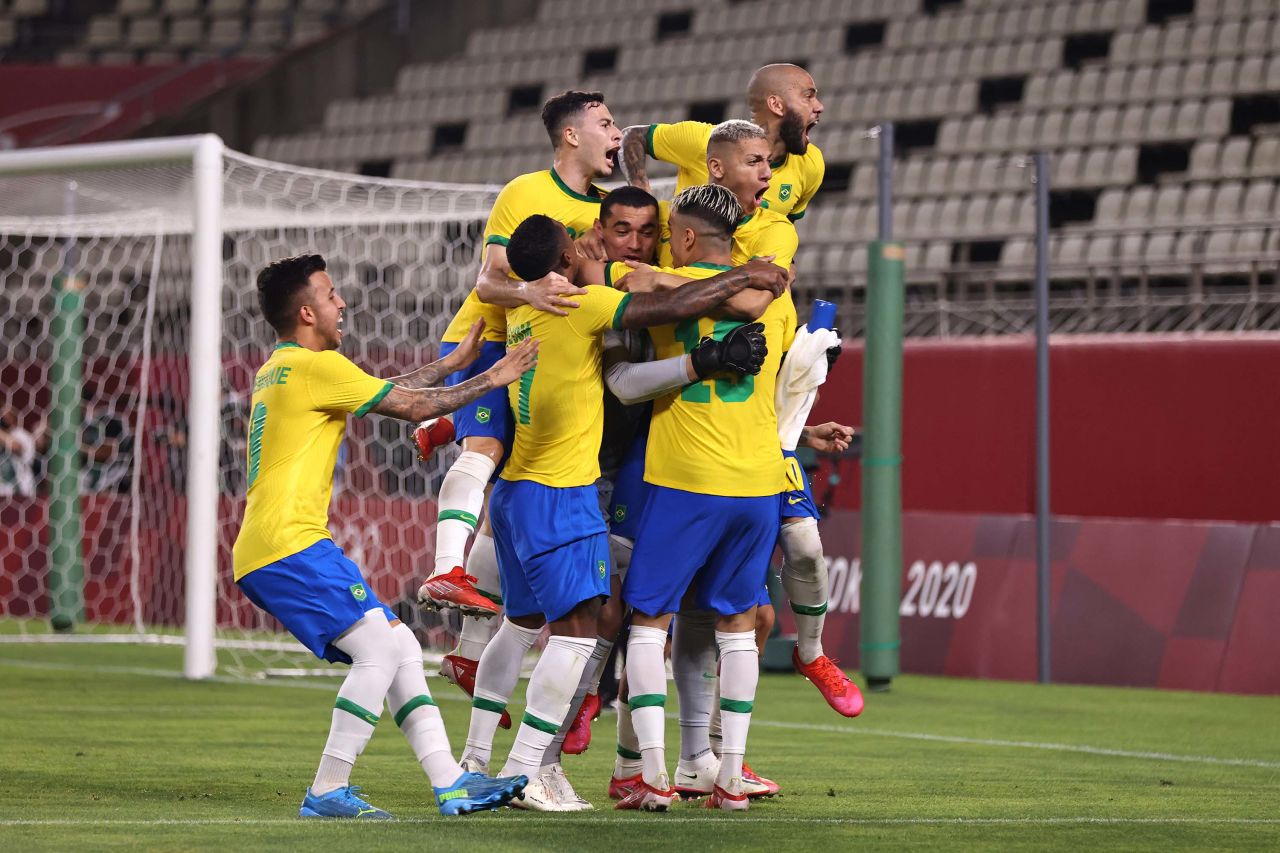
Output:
[393, 694, 436, 727]
[476, 588, 503, 605]
[334, 697, 380, 725]
[521, 712, 560, 735]
[472, 696, 507, 715]
[438, 509, 478, 528]
[628, 693, 666, 711]
[720, 698, 754, 714]
[617, 744, 642, 760]
[790, 601, 829, 616]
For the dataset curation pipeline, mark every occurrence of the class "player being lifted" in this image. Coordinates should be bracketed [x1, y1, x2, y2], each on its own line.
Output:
[415, 90, 622, 714]
[232, 255, 537, 819]
[622, 71, 863, 720]
[457, 211, 784, 811]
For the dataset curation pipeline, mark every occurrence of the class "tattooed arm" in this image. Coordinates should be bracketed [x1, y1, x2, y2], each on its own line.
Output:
[619, 125, 652, 191]
[617, 259, 787, 330]
[385, 320, 484, 390]
[372, 338, 539, 422]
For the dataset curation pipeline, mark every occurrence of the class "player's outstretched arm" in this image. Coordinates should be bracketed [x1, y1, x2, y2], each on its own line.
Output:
[619, 125, 651, 191]
[800, 422, 856, 454]
[385, 319, 486, 389]
[617, 258, 787, 330]
[371, 338, 539, 423]
[474, 242, 586, 316]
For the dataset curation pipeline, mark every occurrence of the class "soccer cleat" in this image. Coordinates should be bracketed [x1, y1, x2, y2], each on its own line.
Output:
[607, 773, 643, 800]
[673, 751, 720, 799]
[299, 786, 394, 820]
[613, 774, 677, 812]
[538, 762, 593, 811]
[741, 762, 780, 798]
[460, 754, 489, 775]
[562, 692, 601, 755]
[793, 647, 865, 717]
[433, 771, 528, 816]
[511, 773, 582, 812]
[705, 777, 751, 812]
[418, 566, 501, 617]
[440, 654, 512, 729]
[413, 417, 455, 461]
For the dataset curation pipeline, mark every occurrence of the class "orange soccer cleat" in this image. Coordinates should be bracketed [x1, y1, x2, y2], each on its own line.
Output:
[562, 692, 601, 755]
[793, 647, 865, 718]
[418, 566, 501, 617]
[439, 653, 511, 730]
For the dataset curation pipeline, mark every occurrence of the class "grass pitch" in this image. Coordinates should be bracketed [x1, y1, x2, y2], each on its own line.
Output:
[0, 642, 1277, 851]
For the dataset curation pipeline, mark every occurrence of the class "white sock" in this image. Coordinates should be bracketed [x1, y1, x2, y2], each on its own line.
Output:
[433, 451, 494, 575]
[451, 533, 502, 660]
[626, 625, 671, 786]
[781, 519, 829, 664]
[614, 702, 643, 777]
[501, 635, 595, 779]
[715, 630, 759, 787]
[672, 609, 718, 762]
[464, 618, 540, 765]
[313, 611, 398, 795]
[386, 623, 463, 789]
[539, 635, 612, 765]
[709, 676, 722, 758]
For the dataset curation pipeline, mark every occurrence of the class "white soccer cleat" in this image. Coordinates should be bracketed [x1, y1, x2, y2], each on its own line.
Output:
[705, 776, 751, 812]
[673, 752, 720, 798]
[539, 762, 593, 811]
[510, 774, 582, 812]
[460, 754, 489, 776]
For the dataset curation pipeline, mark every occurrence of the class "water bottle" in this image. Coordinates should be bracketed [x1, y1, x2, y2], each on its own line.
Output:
[807, 299, 837, 332]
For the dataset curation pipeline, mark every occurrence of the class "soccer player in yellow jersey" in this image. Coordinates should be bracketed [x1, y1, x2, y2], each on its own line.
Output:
[453, 212, 784, 812]
[620, 63, 825, 223]
[232, 254, 538, 819]
[417, 90, 622, 628]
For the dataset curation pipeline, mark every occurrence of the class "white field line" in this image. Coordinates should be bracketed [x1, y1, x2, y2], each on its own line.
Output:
[2, 657, 1278, 771]
[0, 817, 1278, 828]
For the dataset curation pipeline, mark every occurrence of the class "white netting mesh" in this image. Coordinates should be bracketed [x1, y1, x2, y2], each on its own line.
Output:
[0, 147, 511, 678]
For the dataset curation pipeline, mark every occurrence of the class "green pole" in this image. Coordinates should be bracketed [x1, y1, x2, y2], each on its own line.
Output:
[48, 272, 85, 632]
[860, 240, 904, 690]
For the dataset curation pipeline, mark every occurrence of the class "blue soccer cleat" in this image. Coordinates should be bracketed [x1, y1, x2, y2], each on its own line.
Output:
[433, 771, 529, 816]
[299, 785, 394, 820]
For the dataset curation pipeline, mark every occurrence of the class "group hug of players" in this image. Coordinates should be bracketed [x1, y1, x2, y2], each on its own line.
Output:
[232, 63, 861, 819]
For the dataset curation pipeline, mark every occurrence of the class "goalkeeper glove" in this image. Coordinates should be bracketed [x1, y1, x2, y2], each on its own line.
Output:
[690, 322, 767, 379]
[826, 328, 843, 372]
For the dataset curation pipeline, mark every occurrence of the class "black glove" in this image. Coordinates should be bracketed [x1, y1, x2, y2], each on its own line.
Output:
[690, 322, 767, 379]
[826, 327, 842, 372]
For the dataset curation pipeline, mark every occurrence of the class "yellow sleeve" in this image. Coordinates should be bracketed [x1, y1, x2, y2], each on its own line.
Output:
[566, 285, 630, 337]
[789, 148, 825, 221]
[604, 261, 634, 289]
[648, 122, 714, 172]
[481, 176, 531, 250]
[305, 351, 394, 417]
[782, 299, 798, 353]
[757, 219, 800, 271]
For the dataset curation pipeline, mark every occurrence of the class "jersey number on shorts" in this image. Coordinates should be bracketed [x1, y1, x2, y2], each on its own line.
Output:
[247, 401, 267, 487]
[673, 319, 755, 404]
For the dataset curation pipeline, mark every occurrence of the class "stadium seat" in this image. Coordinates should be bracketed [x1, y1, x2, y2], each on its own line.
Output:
[1189, 140, 1222, 179]
[1241, 182, 1274, 221]
[1152, 185, 1185, 226]
[1124, 186, 1155, 225]
[1182, 183, 1214, 225]
[1095, 189, 1126, 228]
[1085, 234, 1116, 268]
[1250, 138, 1280, 177]
[1220, 138, 1253, 178]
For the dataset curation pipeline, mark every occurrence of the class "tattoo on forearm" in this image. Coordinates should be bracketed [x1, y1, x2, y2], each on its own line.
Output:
[373, 373, 497, 422]
[387, 356, 452, 390]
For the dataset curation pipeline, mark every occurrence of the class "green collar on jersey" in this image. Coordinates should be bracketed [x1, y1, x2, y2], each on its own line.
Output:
[273, 342, 302, 350]
[549, 168, 604, 203]
[689, 261, 733, 272]
[770, 154, 787, 169]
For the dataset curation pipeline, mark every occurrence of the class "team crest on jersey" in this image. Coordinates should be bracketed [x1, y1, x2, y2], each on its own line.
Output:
[475, 407, 491, 423]
[779, 183, 793, 201]
[350, 584, 367, 602]
[613, 505, 627, 522]
[597, 560, 607, 579]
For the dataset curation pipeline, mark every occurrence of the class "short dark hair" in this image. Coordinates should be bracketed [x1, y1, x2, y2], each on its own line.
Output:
[256, 254, 326, 334]
[541, 90, 606, 146]
[600, 186, 659, 224]
[507, 215, 569, 282]
[669, 185, 742, 239]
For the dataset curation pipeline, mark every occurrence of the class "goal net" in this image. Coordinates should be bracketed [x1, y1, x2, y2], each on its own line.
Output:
[0, 136, 505, 679]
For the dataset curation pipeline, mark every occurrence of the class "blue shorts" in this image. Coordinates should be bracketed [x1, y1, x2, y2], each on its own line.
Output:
[237, 539, 396, 664]
[489, 478, 611, 622]
[624, 485, 782, 617]
[608, 426, 650, 541]
[441, 340, 513, 446]
[781, 449, 820, 520]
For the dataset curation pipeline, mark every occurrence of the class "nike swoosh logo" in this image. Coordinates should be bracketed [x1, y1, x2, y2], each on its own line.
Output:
[787, 496, 805, 504]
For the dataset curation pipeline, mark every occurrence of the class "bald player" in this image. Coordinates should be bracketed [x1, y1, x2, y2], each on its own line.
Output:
[619, 63, 824, 223]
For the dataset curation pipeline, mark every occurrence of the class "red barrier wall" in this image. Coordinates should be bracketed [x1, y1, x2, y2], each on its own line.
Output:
[776, 509, 1280, 695]
[813, 333, 1280, 523]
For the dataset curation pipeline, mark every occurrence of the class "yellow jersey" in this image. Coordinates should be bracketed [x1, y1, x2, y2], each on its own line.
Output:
[501, 285, 630, 488]
[611, 262, 796, 497]
[443, 169, 607, 345]
[657, 200, 799, 272]
[646, 121, 825, 220]
[232, 344, 393, 580]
